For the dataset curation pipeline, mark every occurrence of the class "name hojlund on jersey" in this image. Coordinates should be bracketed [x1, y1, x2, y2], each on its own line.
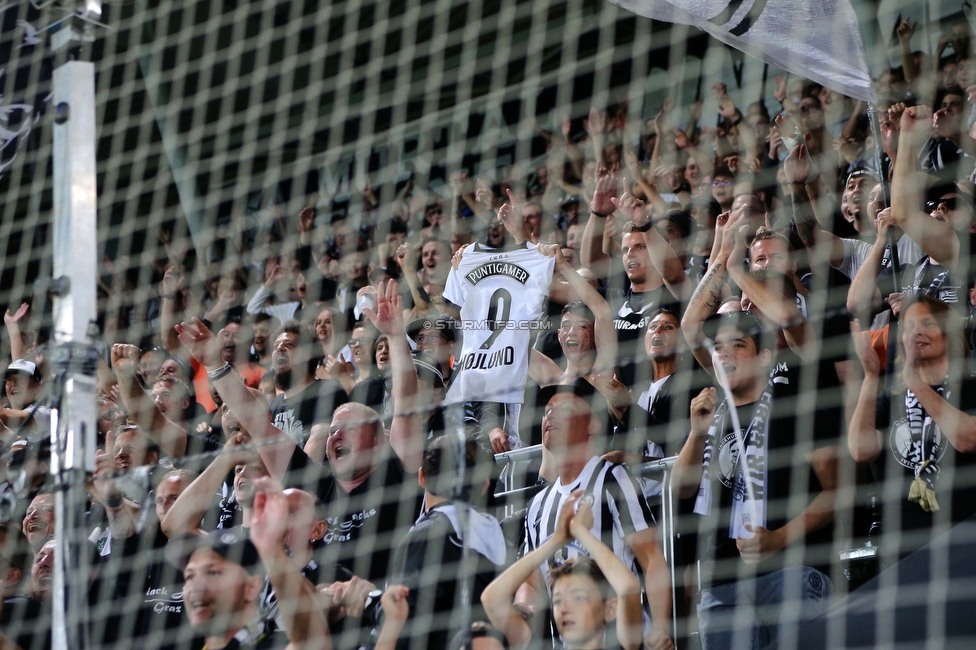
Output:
[465, 261, 530, 286]
[456, 346, 516, 372]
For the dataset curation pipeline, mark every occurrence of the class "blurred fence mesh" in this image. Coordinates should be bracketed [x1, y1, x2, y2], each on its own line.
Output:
[2, 0, 976, 648]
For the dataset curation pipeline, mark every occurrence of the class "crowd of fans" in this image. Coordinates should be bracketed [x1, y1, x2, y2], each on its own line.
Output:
[3, 15, 976, 650]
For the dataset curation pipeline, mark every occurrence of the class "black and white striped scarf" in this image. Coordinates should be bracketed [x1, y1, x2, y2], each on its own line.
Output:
[904, 384, 948, 490]
[694, 374, 776, 539]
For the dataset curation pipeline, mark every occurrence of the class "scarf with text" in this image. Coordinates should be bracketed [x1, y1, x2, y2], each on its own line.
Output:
[694, 372, 776, 539]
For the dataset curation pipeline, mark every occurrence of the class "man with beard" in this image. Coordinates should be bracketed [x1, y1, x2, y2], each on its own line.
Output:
[176, 297, 425, 647]
[786, 151, 922, 283]
[249, 314, 273, 369]
[87, 462, 199, 650]
[607, 224, 678, 390]
[264, 320, 347, 447]
[166, 480, 330, 650]
[580, 172, 680, 390]
[221, 321, 267, 390]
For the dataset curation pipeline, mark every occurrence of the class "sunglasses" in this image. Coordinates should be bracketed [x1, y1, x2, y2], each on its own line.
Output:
[926, 196, 961, 212]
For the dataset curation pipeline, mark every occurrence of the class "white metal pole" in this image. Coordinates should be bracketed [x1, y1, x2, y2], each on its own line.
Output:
[50, 56, 99, 650]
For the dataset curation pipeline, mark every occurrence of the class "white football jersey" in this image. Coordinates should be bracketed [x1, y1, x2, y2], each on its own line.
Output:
[444, 242, 555, 404]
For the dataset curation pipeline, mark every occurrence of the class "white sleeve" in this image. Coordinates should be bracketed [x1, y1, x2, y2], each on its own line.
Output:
[444, 267, 465, 308]
[247, 284, 298, 323]
[246, 284, 275, 315]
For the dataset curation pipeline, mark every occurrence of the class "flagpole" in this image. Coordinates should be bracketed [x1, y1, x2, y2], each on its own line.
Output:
[865, 58, 902, 398]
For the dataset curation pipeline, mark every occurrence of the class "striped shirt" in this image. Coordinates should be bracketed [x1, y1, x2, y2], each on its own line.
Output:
[523, 456, 656, 579]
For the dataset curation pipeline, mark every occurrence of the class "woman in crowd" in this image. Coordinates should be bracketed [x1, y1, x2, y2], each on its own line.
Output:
[850, 295, 976, 559]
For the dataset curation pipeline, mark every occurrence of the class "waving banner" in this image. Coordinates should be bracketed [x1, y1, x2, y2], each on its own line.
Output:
[610, 0, 877, 103]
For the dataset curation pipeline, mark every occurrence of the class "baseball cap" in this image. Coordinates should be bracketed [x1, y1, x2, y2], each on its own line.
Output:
[4, 360, 40, 382]
[406, 315, 456, 344]
[165, 528, 264, 575]
[702, 312, 769, 350]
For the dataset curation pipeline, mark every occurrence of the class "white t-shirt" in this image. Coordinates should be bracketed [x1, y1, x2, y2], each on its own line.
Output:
[443, 242, 555, 404]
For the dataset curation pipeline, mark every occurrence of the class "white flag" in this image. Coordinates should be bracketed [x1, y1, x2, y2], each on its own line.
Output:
[610, 0, 877, 103]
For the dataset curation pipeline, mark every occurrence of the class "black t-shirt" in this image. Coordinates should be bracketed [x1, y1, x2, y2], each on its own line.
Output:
[629, 364, 713, 459]
[130, 532, 195, 650]
[389, 504, 503, 650]
[270, 378, 348, 447]
[188, 622, 287, 650]
[348, 376, 390, 422]
[282, 447, 423, 584]
[606, 285, 679, 389]
[698, 355, 842, 588]
[1, 594, 49, 650]
[874, 376, 976, 558]
[908, 257, 965, 310]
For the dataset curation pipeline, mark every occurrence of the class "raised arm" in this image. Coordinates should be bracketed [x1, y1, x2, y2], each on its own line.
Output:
[897, 19, 920, 83]
[891, 106, 960, 269]
[176, 318, 296, 479]
[681, 211, 736, 372]
[585, 108, 607, 166]
[160, 433, 254, 538]
[250, 479, 331, 650]
[612, 190, 692, 302]
[785, 146, 845, 268]
[90, 429, 140, 539]
[847, 322, 884, 463]
[725, 232, 815, 362]
[159, 267, 183, 353]
[569, 500, 646, 650]
[4, 303, 29, 362]
[362, 280, 424, 472]
[111, 344, 187, 459]
[481, 492, 581, 650]
[580, 171, 618, 276]
[846, 210, 893, 321]
[246, 263, 283, 316]
[672, 387, 716, 499]
[542, 245, 618, 374]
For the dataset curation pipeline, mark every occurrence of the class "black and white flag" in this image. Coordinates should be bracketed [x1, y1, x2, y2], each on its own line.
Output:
[610, 0, 877, 102]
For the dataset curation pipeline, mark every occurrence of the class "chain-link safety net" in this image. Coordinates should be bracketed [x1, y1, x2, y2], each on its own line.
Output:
[2, 0, 976, 648]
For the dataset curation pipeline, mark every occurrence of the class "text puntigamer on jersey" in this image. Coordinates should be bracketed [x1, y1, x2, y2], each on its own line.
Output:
[465, 261, 531, 286]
